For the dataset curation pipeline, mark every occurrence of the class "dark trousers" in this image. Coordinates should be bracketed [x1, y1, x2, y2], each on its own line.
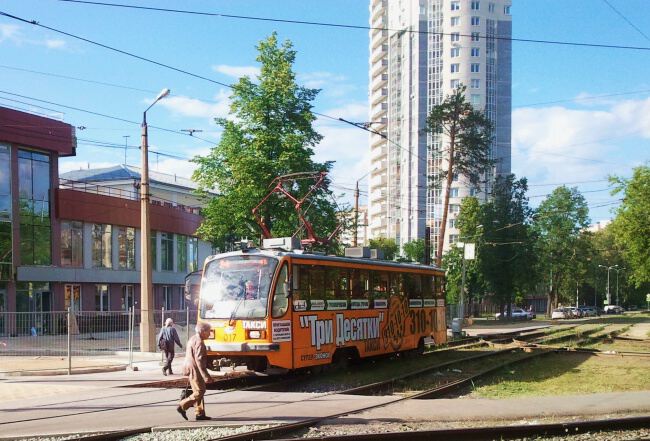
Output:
[163, 350, 175, 373]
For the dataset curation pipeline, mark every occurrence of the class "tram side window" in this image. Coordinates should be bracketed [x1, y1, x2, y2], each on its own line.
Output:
[421, 275, 433, 298]
[371, 271, 389, 299]
[309, 266, 326, 301]
[338, 268, 351, 300]
[272, 264, 289, 318]
[351, 269, 370, 299]
[390, 273, 402, 297]
[324, 267, 343, 299]
[433, 275, 444, 298]
[403, 273, 422, 299]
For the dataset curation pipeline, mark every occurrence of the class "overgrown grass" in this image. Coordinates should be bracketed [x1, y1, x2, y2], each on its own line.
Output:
[469, 352, 650, 399]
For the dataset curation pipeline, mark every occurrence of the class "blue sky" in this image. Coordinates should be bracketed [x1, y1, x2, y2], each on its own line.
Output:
[1, 0, 649, 223]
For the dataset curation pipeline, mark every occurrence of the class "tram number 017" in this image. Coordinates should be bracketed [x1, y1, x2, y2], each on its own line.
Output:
[409, 309, 437, 334]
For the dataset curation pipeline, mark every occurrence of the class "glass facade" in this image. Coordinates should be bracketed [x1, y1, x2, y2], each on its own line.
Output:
[92, 224, 112, 268]
[95, 284, 109, 311]
[64, 284, 81, 311]
[61, 220, 83, 267]
[188, 237, 198, 272]
[177, 235, 187, 274]
[161, 232, 173, 271]
[121, 285, 134, 311]
[19, 149, 51, 265]
[118, 226, 135, 269]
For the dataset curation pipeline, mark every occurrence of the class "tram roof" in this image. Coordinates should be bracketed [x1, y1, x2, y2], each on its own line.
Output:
[205, 248, 444, 273]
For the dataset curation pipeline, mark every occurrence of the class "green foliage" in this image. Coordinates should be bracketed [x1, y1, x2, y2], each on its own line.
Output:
[425, 86, 494, 265]
[402, 239, 425, 263]
[609, 165, 650, 287]
[192, 34, 337, 250]
[533, 186, 590, 309]
[480, 175, 537, 313]
[368, 237, 398, 261]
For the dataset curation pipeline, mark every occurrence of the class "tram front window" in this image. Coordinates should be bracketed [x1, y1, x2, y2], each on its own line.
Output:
[200, 256, 278, 319]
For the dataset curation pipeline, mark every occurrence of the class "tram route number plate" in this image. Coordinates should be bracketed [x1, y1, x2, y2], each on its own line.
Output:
[272, 320, 292, 343]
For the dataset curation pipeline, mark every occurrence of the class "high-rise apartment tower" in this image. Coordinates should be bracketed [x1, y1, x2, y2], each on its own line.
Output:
[368, 0, 511, 256]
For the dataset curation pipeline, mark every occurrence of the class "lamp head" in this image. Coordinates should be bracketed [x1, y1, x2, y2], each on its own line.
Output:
[155, 88, 171, 102]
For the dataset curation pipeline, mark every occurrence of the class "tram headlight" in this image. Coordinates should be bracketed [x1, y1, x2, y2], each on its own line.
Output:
[247, 330, 266, 339]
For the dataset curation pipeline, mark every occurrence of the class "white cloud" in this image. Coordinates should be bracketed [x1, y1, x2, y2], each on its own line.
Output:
[299, 71, 346, 89]
[212, 64, 260, 79]
[158, 90, 230, 120]
[322, 102, 368, 122]
[0, 24, 20, 43]
[512, 97, 650, 185]
[45, 39, 66, 49]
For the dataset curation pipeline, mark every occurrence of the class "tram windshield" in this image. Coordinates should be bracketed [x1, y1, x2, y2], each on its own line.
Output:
[200, 255, 278, 319]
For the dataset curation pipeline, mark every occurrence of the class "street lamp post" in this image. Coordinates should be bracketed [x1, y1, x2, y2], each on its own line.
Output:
[140, 88, 170, 352]
[598, 264, 618, 307]
[614, 266, 626, 306]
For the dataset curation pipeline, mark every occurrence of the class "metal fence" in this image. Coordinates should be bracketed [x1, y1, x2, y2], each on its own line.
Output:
[0, 308, 197, 374]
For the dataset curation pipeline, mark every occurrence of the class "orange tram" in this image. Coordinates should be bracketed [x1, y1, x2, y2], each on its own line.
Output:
[197, 238, 447, 373]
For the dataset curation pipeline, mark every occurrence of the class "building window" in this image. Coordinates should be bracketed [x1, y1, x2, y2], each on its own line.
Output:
[471, 32, 480, 42]
[450, 79, 460, 89]
[471, 1, 480, 10]
[450, 63, 460, 73]
[504, 5, 511, 14]
[449, 234, 459, 244]
[471, 63, 480, 73]
[451, 32, 460, 42]
[118, 226, 135, 269]
[450, 47, 460, 57]
[452, 173, 459, 182]
[471, 47, 480, 57]
[450, 188, 459, 198]
[470, 187, 479, 196]
[451, 1, 460, 10]
[61, 220, 83, 267]
[121, 285, 133, 311]
[451, 16, 460, 26]
[151, 231, 157, 271]
[95, 284, 109, 311]
[471, 78, 481, 89]
[64, 284, 81, 312]
[449, 219, 458, 229]
[0, 145, 10, 281]
[449, 204, 460, 214]
[177, 235, 187, 273]
[471, 16, 480, 26]
[188, 237, 199, 272]
[92, 224, 112, 268]
[178, 285, 185, 310]
[18, 149, 51, 266]
[161, 232, 174, 271]
[163, 285, 172, 310]
[471, 94, 482, 106]
[489, 2, 495, 12]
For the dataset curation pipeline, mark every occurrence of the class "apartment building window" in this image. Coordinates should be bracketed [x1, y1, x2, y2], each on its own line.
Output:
[504, 5, 511, 14]
[471, 94, 482, 106]
[451, 32, 460, 42]
[450, 79, 460, 89]
[450, 188, 459, 198]
[449, 219, 458, 229]
[489, 2, 495, 12]
[449, 234, 459, 244]
[451, 16, 460, 26]
[450, 47, 460, 57]
[471, 47, 480, 57]
[449, 204, 460, 214]
[451, 1, 460, 10]
[161, 232, 174, 271]
[452, 173, 459, 182]
[61, 220, 83, 267]
[450, 63, 460, 73]
[118, 226, 135, 269]
[177, 235, 187, 273]
[95, 284, 109, 311]
[18, 149, 51, 265]
[92, 224, 112, 268]
[471, 16, 480, 26]
[471, 63, 480, 73]
[471, 78, 481, 89]
[121, 285, 133, 311]
[188, 237, 199, 272]
[471, 32, 480, 41]
[163, 286, 172, 311]
[470, 187, 479, 196]
[471, 1, 480, 10]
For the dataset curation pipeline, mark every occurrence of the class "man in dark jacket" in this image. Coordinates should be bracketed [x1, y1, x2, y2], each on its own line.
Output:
[177, 322, 213, 421]
[157, 318, 183, 375]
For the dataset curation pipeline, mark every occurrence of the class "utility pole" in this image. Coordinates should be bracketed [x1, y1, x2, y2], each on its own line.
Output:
[353, 181, 359, 246]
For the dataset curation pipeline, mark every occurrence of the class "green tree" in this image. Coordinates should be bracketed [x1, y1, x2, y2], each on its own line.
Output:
[425, 86, 494, 266]
[609, 165, 650, 287]
[533, 186, 590, 313]
[480, 175, 537, 318]
[368, 237, 398, 261]
[192, 33, 337, 250]
[402, 239, 425, 263]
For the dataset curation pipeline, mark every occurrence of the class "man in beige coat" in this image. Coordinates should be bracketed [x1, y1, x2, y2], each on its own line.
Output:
[177, 322, 213, 421]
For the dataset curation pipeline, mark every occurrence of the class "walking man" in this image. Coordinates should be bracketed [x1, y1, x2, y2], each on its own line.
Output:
[157, 318, 182, 375]
[177, 322, 213, 421]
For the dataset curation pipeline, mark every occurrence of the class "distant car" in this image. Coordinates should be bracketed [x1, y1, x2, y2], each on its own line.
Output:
[578, 306, 599, 317]
[566, 307, 582, 318]
[495, 307, 533, 320]
[604, 305, 624, 314]
[551, 307, 569, 319]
